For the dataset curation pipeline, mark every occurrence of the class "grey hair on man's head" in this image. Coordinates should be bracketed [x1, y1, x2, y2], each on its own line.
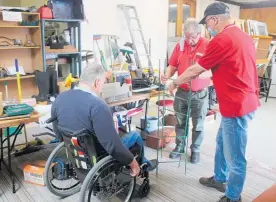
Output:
[183, 18, 201, 35]
[79, 62, 105, 83]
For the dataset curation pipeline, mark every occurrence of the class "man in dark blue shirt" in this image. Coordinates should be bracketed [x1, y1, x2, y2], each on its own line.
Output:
[51, 63, 156, 176]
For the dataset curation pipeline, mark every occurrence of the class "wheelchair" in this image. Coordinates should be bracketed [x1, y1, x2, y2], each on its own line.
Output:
[44, 117, 151, 202]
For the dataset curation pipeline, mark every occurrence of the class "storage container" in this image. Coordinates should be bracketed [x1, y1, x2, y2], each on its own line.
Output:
[51, 0, 84, 20]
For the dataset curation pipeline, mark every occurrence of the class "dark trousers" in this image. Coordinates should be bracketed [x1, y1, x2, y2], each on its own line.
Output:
[173, 88, 208, 152]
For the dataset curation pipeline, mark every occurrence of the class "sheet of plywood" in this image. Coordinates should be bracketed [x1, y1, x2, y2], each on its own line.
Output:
[240, 7, 276, 34]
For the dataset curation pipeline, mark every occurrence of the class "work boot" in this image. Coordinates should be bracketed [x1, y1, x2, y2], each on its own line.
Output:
[190, 152, 200, 164]
[217, 196, 242, 202]
[169, 145, 185, 159]
[199, 176, 226, 193]
[32, 71, 50, 102]
[48, 70, 59, 97]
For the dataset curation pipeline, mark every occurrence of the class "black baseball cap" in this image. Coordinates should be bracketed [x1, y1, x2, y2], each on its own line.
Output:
[199, 2, 230, 24]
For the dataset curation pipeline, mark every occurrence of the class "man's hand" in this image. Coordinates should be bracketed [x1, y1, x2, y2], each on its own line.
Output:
[129, 158, 140, 177]
[161, 74, 168, 84]
[167, 81, 177, 96]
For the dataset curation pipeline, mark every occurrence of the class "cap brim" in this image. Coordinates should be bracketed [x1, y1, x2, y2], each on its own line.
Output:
[199, 16, 206, 24]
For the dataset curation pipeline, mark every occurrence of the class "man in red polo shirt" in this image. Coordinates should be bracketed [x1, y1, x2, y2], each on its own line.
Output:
[167, 2, 260, 202]
[162, 18, 210, 163]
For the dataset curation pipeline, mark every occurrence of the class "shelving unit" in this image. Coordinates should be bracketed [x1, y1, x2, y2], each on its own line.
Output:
[0, 11, 43, 100]
[41, 19, 82, 77]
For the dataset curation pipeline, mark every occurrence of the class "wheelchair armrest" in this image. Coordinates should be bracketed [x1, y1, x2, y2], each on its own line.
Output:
[46, 117, 57, 124]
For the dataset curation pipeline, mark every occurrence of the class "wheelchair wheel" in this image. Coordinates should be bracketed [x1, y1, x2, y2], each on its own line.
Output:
[138, 179, 150, 198]
[44, 142, 81, 197]
[80, 156, 135, 202]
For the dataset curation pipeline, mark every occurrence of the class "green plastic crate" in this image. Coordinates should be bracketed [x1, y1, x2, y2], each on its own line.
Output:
[3, 104, 34, 117]
[4, 127, 22, 137]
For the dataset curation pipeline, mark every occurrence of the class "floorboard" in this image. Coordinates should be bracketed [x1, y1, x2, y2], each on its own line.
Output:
[0, 144, 274, 202]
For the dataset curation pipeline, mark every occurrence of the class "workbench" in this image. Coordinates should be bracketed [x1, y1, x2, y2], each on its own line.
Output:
[0, 112, 40, 193]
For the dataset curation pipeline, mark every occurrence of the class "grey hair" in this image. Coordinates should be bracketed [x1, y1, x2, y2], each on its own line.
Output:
[79, 62, 105, 83]
[183, 18, 201, 35]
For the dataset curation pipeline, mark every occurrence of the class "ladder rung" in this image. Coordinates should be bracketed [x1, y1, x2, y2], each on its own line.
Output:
[134, 40, 146, 44]
[139, 53, 150, 56]
[130, 17, 138, 20]
[131, 29, 141, 32]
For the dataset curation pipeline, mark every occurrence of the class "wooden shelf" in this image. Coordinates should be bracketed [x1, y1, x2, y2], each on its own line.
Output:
[0, 26, 39, 28]
[0, 11, 39, 15]
[0, 75, 35, 82]
[0, 11, 42, 100]
[0, 46, 41, 50]
[46, 45, 79, 55]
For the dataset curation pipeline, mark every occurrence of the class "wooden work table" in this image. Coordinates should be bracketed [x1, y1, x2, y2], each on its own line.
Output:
[0, 111, 40, 194]
[0, 112, 39, 129]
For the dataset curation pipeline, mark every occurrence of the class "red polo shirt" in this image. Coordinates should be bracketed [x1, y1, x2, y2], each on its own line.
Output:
[169, 37, 210, 92]
[198, 24, 260, 117]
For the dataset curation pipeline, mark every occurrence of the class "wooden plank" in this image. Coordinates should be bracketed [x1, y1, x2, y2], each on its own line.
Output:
[240, 7, 276, 33]
[0, 75, 35, 82]
[0, 112, 39, 128]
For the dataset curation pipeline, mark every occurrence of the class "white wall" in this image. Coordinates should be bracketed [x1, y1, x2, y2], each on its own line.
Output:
[196, 0, 240, 21]
[81, 0, 169, 69]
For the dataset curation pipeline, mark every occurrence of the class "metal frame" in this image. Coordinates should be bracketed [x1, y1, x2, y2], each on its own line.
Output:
[41, 19, 82, 77]
[155, 60, 192, 175]
[0, 125, 25, 193]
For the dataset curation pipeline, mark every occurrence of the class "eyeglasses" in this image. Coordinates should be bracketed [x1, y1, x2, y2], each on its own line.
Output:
[185, 33, 199, 40]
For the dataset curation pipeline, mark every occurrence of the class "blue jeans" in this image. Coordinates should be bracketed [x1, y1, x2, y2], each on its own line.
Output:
[121, 131, 150, 165]
[214, 112, 255, 201]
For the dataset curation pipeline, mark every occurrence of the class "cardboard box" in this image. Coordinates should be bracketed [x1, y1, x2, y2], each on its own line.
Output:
[23, 160, 53, 186]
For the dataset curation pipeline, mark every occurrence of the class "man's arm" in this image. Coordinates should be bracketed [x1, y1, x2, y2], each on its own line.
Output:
[173, 40, 227, 86]
[165, 65, 177, 78]
[91, 103, 134, 166]
[174, 63, 206, 86]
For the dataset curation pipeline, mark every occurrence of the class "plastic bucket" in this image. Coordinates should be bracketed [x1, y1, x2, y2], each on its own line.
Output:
[140, 116, 159, 133]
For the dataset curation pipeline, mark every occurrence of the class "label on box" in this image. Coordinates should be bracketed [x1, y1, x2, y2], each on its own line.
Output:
[24, 165, 45, 186]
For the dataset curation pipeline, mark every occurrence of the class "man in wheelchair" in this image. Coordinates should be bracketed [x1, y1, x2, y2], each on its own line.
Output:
[51, 62, 157, 179]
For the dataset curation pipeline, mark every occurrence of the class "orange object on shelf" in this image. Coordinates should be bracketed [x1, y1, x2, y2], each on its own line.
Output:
[37, 5, 53, 19]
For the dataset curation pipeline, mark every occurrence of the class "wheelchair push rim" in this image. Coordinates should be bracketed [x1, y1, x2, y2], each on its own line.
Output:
[80, 156, 136, 202]
[44, 142, 81, 197]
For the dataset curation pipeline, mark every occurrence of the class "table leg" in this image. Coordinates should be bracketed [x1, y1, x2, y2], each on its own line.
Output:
[11, 124, 24, 150]
[23, 126, 28, 146]
[144, 99, 149, 123]
[7, 127, 16, 193]
[0, 128, 2, 170]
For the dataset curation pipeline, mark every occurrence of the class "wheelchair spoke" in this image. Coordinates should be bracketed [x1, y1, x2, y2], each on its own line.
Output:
[85, 160, 135, 202]
[47, 145, 81, 192]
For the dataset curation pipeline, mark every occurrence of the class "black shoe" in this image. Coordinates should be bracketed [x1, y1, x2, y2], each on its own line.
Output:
[147, 159, 158, 172]
[190, 152, 200, 164]
[217, 196, 242, 202]
[199, 176, 226, 193]
[169, 146, 184, 159]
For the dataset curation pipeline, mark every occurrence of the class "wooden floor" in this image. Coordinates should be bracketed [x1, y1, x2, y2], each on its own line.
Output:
[0, 143, 275, 202]
[1, 98, 276, 202]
